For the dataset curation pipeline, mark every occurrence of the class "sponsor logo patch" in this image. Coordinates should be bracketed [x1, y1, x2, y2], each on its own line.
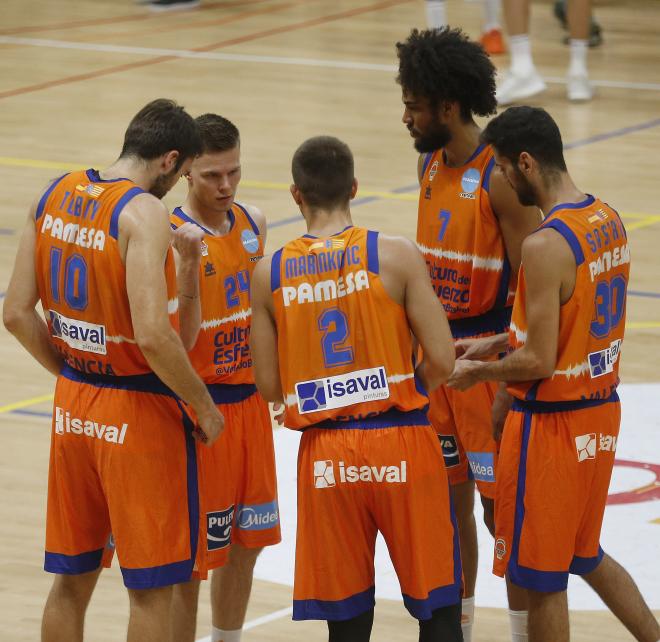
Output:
[295, 367, 389, 414]
[49, 310, 106, 355]
[588, 339, 622, 378]
[439, 434, 460, 468]
[575, 433, 597, 462]
[314, 459, 407, 486]
[241, 228, 260, 254]
[236, 501, 279, 531]
[207, 506, 235, 551]
[460, 168, 480, 197]
[466, 451, 495, 482]
[54, 406, 127, 444]
[314, 460, 336, 488]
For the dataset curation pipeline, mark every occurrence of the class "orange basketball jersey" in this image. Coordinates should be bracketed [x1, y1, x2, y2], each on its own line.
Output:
[34, 169, 178, 376]
[271, 227, 428, 430]
[417, 144, 513, 338]
[508, 195, 630, 402]
[170, 203, 264, 385]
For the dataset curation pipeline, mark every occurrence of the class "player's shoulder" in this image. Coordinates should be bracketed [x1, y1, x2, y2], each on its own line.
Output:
[376, 233, 422, 270]
[234, 200, 266, 235]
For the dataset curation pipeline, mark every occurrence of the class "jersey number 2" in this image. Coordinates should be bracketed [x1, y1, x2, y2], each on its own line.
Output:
[318, 307, 354, 367]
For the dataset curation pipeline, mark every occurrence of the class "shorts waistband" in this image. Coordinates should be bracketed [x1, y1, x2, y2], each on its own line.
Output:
[511, 391, 619, 414]
[309, 407, 429, 430]
[207, 383, 257, 404]
[449, 306, 512, 339]
[60, 364, 176, 397]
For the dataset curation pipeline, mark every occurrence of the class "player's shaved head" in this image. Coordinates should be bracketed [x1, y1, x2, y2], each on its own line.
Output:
[196, 113, 240, 153]
[292, 136, 355, 211]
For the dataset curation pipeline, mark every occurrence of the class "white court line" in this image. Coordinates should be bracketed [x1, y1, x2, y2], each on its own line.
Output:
[195, 606, 293, 642]
[2, 36, 660, 92]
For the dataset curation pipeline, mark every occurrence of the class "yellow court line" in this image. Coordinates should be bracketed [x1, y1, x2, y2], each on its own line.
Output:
[626, 321, 660, 329]
[651, 518, 660, 525]
[0, 393, 54, 414]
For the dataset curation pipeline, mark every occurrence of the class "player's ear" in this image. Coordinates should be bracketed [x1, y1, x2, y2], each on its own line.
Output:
[349, 178, 358, 200]
[290, 184, 303, 207]
[518, 151, 533, 176]
[162, 150, 180, 173]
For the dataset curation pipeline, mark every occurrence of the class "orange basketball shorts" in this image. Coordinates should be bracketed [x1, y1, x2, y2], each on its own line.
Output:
[195, 384, 280, 578]
[45, 365, 199, 589]
[493, 394, 620, 591]
[293, 409, 461, 621]
[428, 381, 499, 498]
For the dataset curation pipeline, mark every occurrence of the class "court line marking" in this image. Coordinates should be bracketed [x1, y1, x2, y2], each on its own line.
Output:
[0, 393, 54, 414]
[196, 606, 293, 642]
[0, 0, 272, 36]
[2, 36, 660, 94]
[0, 0, 415, 101]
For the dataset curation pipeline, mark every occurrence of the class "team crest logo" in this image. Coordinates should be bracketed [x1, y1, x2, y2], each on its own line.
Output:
[429, 160, 439, 181]
[200, 241, 208, 256]
[495, 538, 507, 560]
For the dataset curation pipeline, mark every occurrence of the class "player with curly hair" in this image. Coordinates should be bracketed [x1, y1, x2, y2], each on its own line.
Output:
[397, 27, 542, 642]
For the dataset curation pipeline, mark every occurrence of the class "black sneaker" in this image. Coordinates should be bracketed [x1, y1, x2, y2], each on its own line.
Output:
[149, 0, 200, 12]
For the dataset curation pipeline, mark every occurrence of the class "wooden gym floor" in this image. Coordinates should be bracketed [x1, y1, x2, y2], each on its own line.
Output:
[0, 0, 658, 639]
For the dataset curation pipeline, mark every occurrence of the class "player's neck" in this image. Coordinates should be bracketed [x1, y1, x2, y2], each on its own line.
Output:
[100, 158, 155, 190]
[182, 195, 233, 236]
[443, 122, 481, 168]
[538, 173, 587, 217]
[304, 208, 353, 238]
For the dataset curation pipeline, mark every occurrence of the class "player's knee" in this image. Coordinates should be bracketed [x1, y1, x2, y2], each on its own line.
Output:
[418, 602, 462, 642]
[50, 570, 99, 606]
[128, 585, 173, 610]
[228, 544, 262, 571]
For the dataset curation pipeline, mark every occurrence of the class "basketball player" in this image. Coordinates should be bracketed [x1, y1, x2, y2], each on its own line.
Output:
[169, 114, 281, 642]
[397, 27, 541, 642]
[251, 136, 462, 641]
[2, 99, 224, 642]
[448, 106, 660, 642]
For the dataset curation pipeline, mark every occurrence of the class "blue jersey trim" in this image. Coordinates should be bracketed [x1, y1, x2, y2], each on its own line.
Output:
[271, 248, 283, 292]
[448, 306, 512, 339]
[511, 391, 619, 413]
[85, 169, 130, 184]
[60, 364, 176, 397]
[109, 187, 145, 240]
[44, 548, 104, 575]
[293, 585, 375, 621]
[540, 219, 585, 266]
[172, 206, 214, 235]
[481, 156, 496, 193]
[309, 407, 429, 430]
[207, 383, 257, 405]
[366, 230, 379, 275]
[35, 174, 68, 221]
[546, 194, 595, 218]
[233, 202, 260, 235]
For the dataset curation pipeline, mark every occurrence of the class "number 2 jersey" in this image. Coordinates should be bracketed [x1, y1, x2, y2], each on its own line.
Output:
[270, 226, 429, 429]
[508, 195, 630, 402]
[34, 169, 178, 376]
[170, 203, 264, 385]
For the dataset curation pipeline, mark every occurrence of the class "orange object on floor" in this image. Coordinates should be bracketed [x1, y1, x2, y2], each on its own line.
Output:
[480, 28, 506, 55]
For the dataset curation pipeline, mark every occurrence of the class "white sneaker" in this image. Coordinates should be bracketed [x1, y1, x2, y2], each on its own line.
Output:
[567, 73, 594, 102]
[496, 69, 547, 105]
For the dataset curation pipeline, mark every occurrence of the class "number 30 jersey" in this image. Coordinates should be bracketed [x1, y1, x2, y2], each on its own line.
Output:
[170, 203, 264, 385]
[34, 169, 178, 377]
[270, 226, 429, 430]
[508, 195, 630, 402]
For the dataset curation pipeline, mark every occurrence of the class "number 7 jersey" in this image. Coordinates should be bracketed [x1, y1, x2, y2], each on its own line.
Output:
[270, 226, 429, 429]
[34, 169, 178, 377]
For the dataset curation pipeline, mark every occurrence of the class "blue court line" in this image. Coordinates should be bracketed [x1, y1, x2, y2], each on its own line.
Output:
[628, 289, 660, 299]
[564, 117, 660, 150]
[0, 228, 13, 235]
[10, 408, 51, 418]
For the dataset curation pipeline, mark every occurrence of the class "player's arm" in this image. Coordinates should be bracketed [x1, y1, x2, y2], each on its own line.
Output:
[3, 206, 64, 377]
[122, 195, 223, 444]
[448, 230, 572, 390]
[488, 168, 543, 271]
[455, 332, 509, 360]
[383, 237, 455, 391]
[172, 222, 204, 351]
[250, 255, 283, 403]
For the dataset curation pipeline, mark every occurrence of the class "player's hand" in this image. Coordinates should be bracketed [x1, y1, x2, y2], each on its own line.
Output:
[173, 222, 205, 262]
[491, 385, 513, 442]
[272, 402, 285, 426]
[446, 359, 482, 391]
[193, 401, 225, 446]
[455, 336, 493, 361]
